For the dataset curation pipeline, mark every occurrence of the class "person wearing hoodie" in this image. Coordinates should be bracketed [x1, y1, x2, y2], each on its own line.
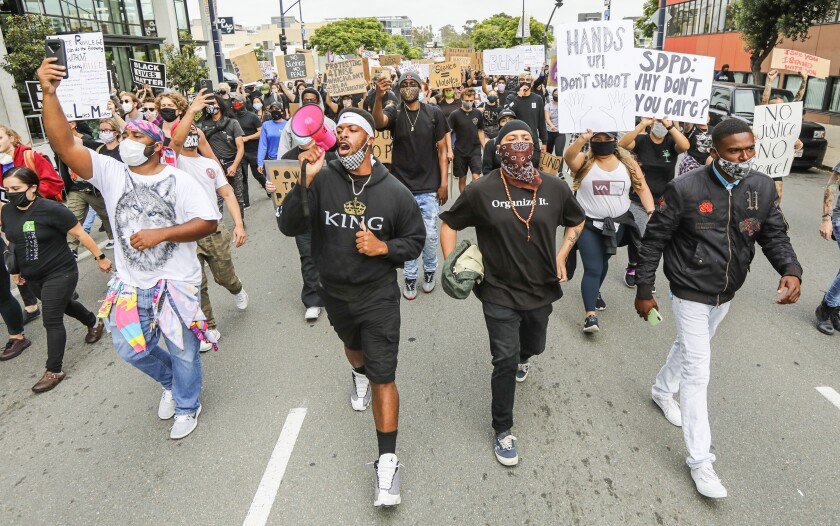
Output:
[280, 108, 424, 508]
[277, 88, 337, 158]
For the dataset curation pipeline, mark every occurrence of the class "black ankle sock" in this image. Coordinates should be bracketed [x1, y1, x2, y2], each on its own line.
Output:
[353, 366, 366, 376]
[376, 430, 397, 456]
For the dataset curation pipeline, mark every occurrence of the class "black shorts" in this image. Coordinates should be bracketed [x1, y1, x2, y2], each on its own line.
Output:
[319, 282, 401, 384]
[454, 152, 482, 178]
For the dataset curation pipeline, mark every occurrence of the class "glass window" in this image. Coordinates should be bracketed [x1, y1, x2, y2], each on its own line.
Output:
[124, 0, 141, 26]
[23, 0, 43, 14]
[710, 87, 731, 111]
[724, 1, 737, 31]
[804, 77, 827, 110]
[733, 89, 758, 114]
[42, 0, 63, 16]
[76, 0, 97, 28]
[784, 75, 803, 95]
[139, 0, 154, 21]
[829, 79, 840, 112]
[174, 0, 189, 32]
[717, 0, 728, 32]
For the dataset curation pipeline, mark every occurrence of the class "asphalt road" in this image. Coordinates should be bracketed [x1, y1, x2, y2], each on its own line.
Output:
[1, 167, 839, 526]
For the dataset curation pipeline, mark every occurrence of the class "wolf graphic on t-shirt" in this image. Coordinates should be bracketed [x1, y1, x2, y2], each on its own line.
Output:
[115, 175, 177, 272]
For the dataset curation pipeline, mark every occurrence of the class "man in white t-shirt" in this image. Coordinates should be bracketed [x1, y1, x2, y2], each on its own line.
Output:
[38, 59, 220, 440]
[172, 95, 248, 352]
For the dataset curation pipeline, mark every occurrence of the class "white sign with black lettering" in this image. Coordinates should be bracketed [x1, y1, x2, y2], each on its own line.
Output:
[48, 32, 111, 121]
[752, 101, 803, 178]
[634, 49, 714, 124]
[25, 81, 43, 112]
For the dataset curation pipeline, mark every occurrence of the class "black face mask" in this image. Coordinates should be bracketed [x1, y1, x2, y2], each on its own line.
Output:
[270, 110, 284, 121]
[7, 189, 33, 207]
[520, 83, 531, 91]
[590, 141, 617, 157]
[159, 108, 178, 122]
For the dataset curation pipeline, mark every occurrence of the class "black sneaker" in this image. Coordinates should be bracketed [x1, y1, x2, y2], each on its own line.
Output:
[831, 307, 840, 332]
[595, 293, 606, 311]
[403, 279, 417, 300]
[816, 301, 836, 335]
[583, 315, 600, 333]
[22, 308, 41, 326]
[422, 272, 436, 293]
[624, 266, 636, 288]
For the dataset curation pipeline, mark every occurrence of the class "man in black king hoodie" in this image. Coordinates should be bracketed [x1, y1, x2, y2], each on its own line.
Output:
[280, 108, 424, 508]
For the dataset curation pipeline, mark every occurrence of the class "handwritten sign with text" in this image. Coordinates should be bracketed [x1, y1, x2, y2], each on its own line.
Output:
[278, 53, 314, 81]
[770, 49, 831, 79]
[49, 32, 111, 121]
[325, 59, 368, 96]
[555, 21, 636, 133]
[265, 160, 300, 206]
[429, 61, 461, 89]
[634, 49, 714, 124]
[753, 101, 803, 178]
[371, 130, 393, 164]
[538, 152, 563, 176]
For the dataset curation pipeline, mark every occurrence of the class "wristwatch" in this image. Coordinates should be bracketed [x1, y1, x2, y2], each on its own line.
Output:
[666, 125, 675, 131]
[95, 253, 106, 260]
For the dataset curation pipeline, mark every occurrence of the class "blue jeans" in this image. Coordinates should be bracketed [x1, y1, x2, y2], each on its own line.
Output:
[82, 207, 97, 233]
[825, 219, 840, 308]
[404, 192, 439, 281]
[109, 287, 202, 414]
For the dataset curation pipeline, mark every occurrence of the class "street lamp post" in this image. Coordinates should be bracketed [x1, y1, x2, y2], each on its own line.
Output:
[544, 0, 563, 60]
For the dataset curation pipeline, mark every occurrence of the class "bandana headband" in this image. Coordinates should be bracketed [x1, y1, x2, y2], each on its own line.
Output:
[125, 120, 165, 144]
[337, 112, 374, 138]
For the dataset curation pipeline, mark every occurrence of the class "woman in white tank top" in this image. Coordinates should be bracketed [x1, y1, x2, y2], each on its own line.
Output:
[560, 130, 655, 333]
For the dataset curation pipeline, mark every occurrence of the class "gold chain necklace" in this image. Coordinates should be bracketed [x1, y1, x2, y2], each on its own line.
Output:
[500, 172, 537, 241]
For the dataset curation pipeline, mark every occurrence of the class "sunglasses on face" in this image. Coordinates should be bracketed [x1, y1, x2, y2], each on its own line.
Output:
[121, 100, 133, 104]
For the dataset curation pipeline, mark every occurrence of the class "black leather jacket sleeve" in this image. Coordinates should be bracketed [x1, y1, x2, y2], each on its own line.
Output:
[636, 181, 683, 300]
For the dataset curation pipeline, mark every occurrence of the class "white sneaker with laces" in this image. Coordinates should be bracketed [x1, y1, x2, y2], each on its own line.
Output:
[200, 329, 220, 353]
[691, 464, 728, 499]
[157, 388, 175, 420]
[305, 306, 321, 321]
[652, 395, 682, 427]
[170, 405, 202, 440]
[104, 240, 115, 250]
[233, 289, 249, 310]
[351, 370, 371, 411]
[373, 453, 402, 507]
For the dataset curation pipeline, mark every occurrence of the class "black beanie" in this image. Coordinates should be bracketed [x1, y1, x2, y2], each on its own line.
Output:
[497, 119, 533, 141]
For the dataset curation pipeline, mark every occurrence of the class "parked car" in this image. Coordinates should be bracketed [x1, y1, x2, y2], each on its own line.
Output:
[708, 82, 827, 170]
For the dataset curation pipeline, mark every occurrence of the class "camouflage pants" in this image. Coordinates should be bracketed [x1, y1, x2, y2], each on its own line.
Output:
[65, 190, 112, 250]
[222, 162, 246, 221]
[197, 224, 242, 329]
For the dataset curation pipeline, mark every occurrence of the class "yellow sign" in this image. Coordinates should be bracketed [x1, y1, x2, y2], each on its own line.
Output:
[429, 61, 461, 89]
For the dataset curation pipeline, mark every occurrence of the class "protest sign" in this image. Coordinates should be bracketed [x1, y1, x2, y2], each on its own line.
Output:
[129, 58, 167, 89]
[634, 49, 714, 124]
[277, 53, 314, 81]
[379, 54, 402, 66]
[752, 101, 803, 178]
[516, 45, 546, 71]
[400, 61, 430, 80]
[258, 60, 274, 79]
[555, 21, 636, 133]
[229, 48, 263, 83]
[770, 49, 831, 79]
[25, 81, 43, 112]
[371, 67, 394, 81]
[48, 32, 111, 121]
[371, 130, 393, 164]
[429, 61, 461, 89]
[538, 152, 563, 176]
[288, 103, 301, 118]
[482, 45, 545, 76]
[325, 59, 368, 96]
[547, 55, 558, 87]
[264, 160, 300, 206]
[470, 52, 483, 72]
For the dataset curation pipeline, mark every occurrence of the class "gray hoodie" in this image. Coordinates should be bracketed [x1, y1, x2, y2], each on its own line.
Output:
[278, 87, 337, 157]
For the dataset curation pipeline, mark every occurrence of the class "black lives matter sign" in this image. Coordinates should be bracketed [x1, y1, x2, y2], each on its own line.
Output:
[129, 59, 167, 89]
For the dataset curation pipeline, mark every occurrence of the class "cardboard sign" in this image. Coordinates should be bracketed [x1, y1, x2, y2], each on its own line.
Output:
[752, 101, 803, 178]
[229, 48, 263, 83]
[555, 21, 636, 133]
[482, 45, 545, 76]
[25, 81, 43, 112]
[265, 160, 300, 206]
[770, 49, 831, 79]
[371, 67, 394, 81]
[538, 152, 563, 176]
[48, 32, 111, 121]
[325, 59, 368, 96]
[278, 53, 314, 81]
[129, 58, 167, 89]
[634, 49, 714, 124]
[379, 54, 402, 67]
[371, 130, 393, 164]
[470, 52, 484, 72]
[429, 61, 461, 89]
[258, 60, 274, 79]
[547, 55, 558, 87]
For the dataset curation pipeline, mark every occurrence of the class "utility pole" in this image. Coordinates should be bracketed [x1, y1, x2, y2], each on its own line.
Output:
[521, 0, 526, 45]
[656, 0, 667, 50]
[545, 1, 563, 60]
[278, 0, 287, 55]
[207, 0, 224, 81]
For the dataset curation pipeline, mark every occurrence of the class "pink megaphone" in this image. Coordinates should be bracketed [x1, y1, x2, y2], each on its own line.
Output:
[290, 104, 336, 151]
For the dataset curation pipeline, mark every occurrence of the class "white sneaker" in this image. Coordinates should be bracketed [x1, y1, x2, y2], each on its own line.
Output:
[200, 329, 220, 353]
[373, 453, 402, 507]
[305, 306, 321, 321]
[233, 289, 249, 310]
[652, 395, 682, 427]
[157, 388, 175, 420]
[351, 369, 371, 411]
[170, 404, 202, 440]
[104, 240, 115, 250]
[691, 464, 728, 499]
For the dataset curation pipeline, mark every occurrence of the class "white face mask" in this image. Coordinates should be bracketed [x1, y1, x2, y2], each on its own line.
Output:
[121, 102, 135, 114]
[651, 122, 669, 138]
[144, 110, 157, 120]
[119, 138, 154, 167]
[99, 131, 116, 144]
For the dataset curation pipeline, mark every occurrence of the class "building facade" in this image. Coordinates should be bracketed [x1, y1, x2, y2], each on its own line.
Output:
[664, 0, 840, 119]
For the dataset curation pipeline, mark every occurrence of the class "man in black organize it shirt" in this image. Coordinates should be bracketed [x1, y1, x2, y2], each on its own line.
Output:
[373, 71, 450, 301]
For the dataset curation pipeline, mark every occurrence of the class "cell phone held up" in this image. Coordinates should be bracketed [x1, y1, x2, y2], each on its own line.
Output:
[198, 79, 213, 93]
[45, 38, 68, 79]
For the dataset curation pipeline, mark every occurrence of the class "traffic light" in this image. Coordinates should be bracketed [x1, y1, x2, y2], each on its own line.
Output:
[279, 33, 288, 53]
[302, 40, 308, 50]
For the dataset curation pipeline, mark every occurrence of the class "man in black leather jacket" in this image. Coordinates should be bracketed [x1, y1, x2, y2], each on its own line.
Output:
[633, 118, 802, 500]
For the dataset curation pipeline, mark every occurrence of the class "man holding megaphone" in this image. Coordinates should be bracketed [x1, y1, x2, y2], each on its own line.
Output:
[280, 108, 425, 508]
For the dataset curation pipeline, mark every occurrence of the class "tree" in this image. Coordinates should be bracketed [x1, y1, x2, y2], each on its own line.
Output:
[732, 0, 840, 84]
[471, 13, 555, 51]
[412, 25, 434, 47]
[635, 0, 659, 41]
[309, 18, 389, 55]
[0, 14, 54, 91]
[162, 42, 208, 93]
[253, 45, 267, 61]
[464, 20, 478, 36]
[440, 24, 473, 48]
[385, 34, 423, 60]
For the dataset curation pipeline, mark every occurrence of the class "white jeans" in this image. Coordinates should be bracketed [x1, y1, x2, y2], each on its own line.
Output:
[652, 296, 731, 468]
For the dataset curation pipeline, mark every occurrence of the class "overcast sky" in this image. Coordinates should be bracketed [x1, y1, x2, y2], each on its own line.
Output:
[188, 0, 647, 33]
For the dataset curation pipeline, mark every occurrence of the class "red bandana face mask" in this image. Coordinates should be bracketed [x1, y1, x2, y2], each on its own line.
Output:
[499, 141, 535, 183]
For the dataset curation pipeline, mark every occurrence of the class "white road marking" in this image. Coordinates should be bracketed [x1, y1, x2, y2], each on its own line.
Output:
[10, 239, 110, 300]
[243, 407, 307, 526]
[815, 386, 840, 412]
